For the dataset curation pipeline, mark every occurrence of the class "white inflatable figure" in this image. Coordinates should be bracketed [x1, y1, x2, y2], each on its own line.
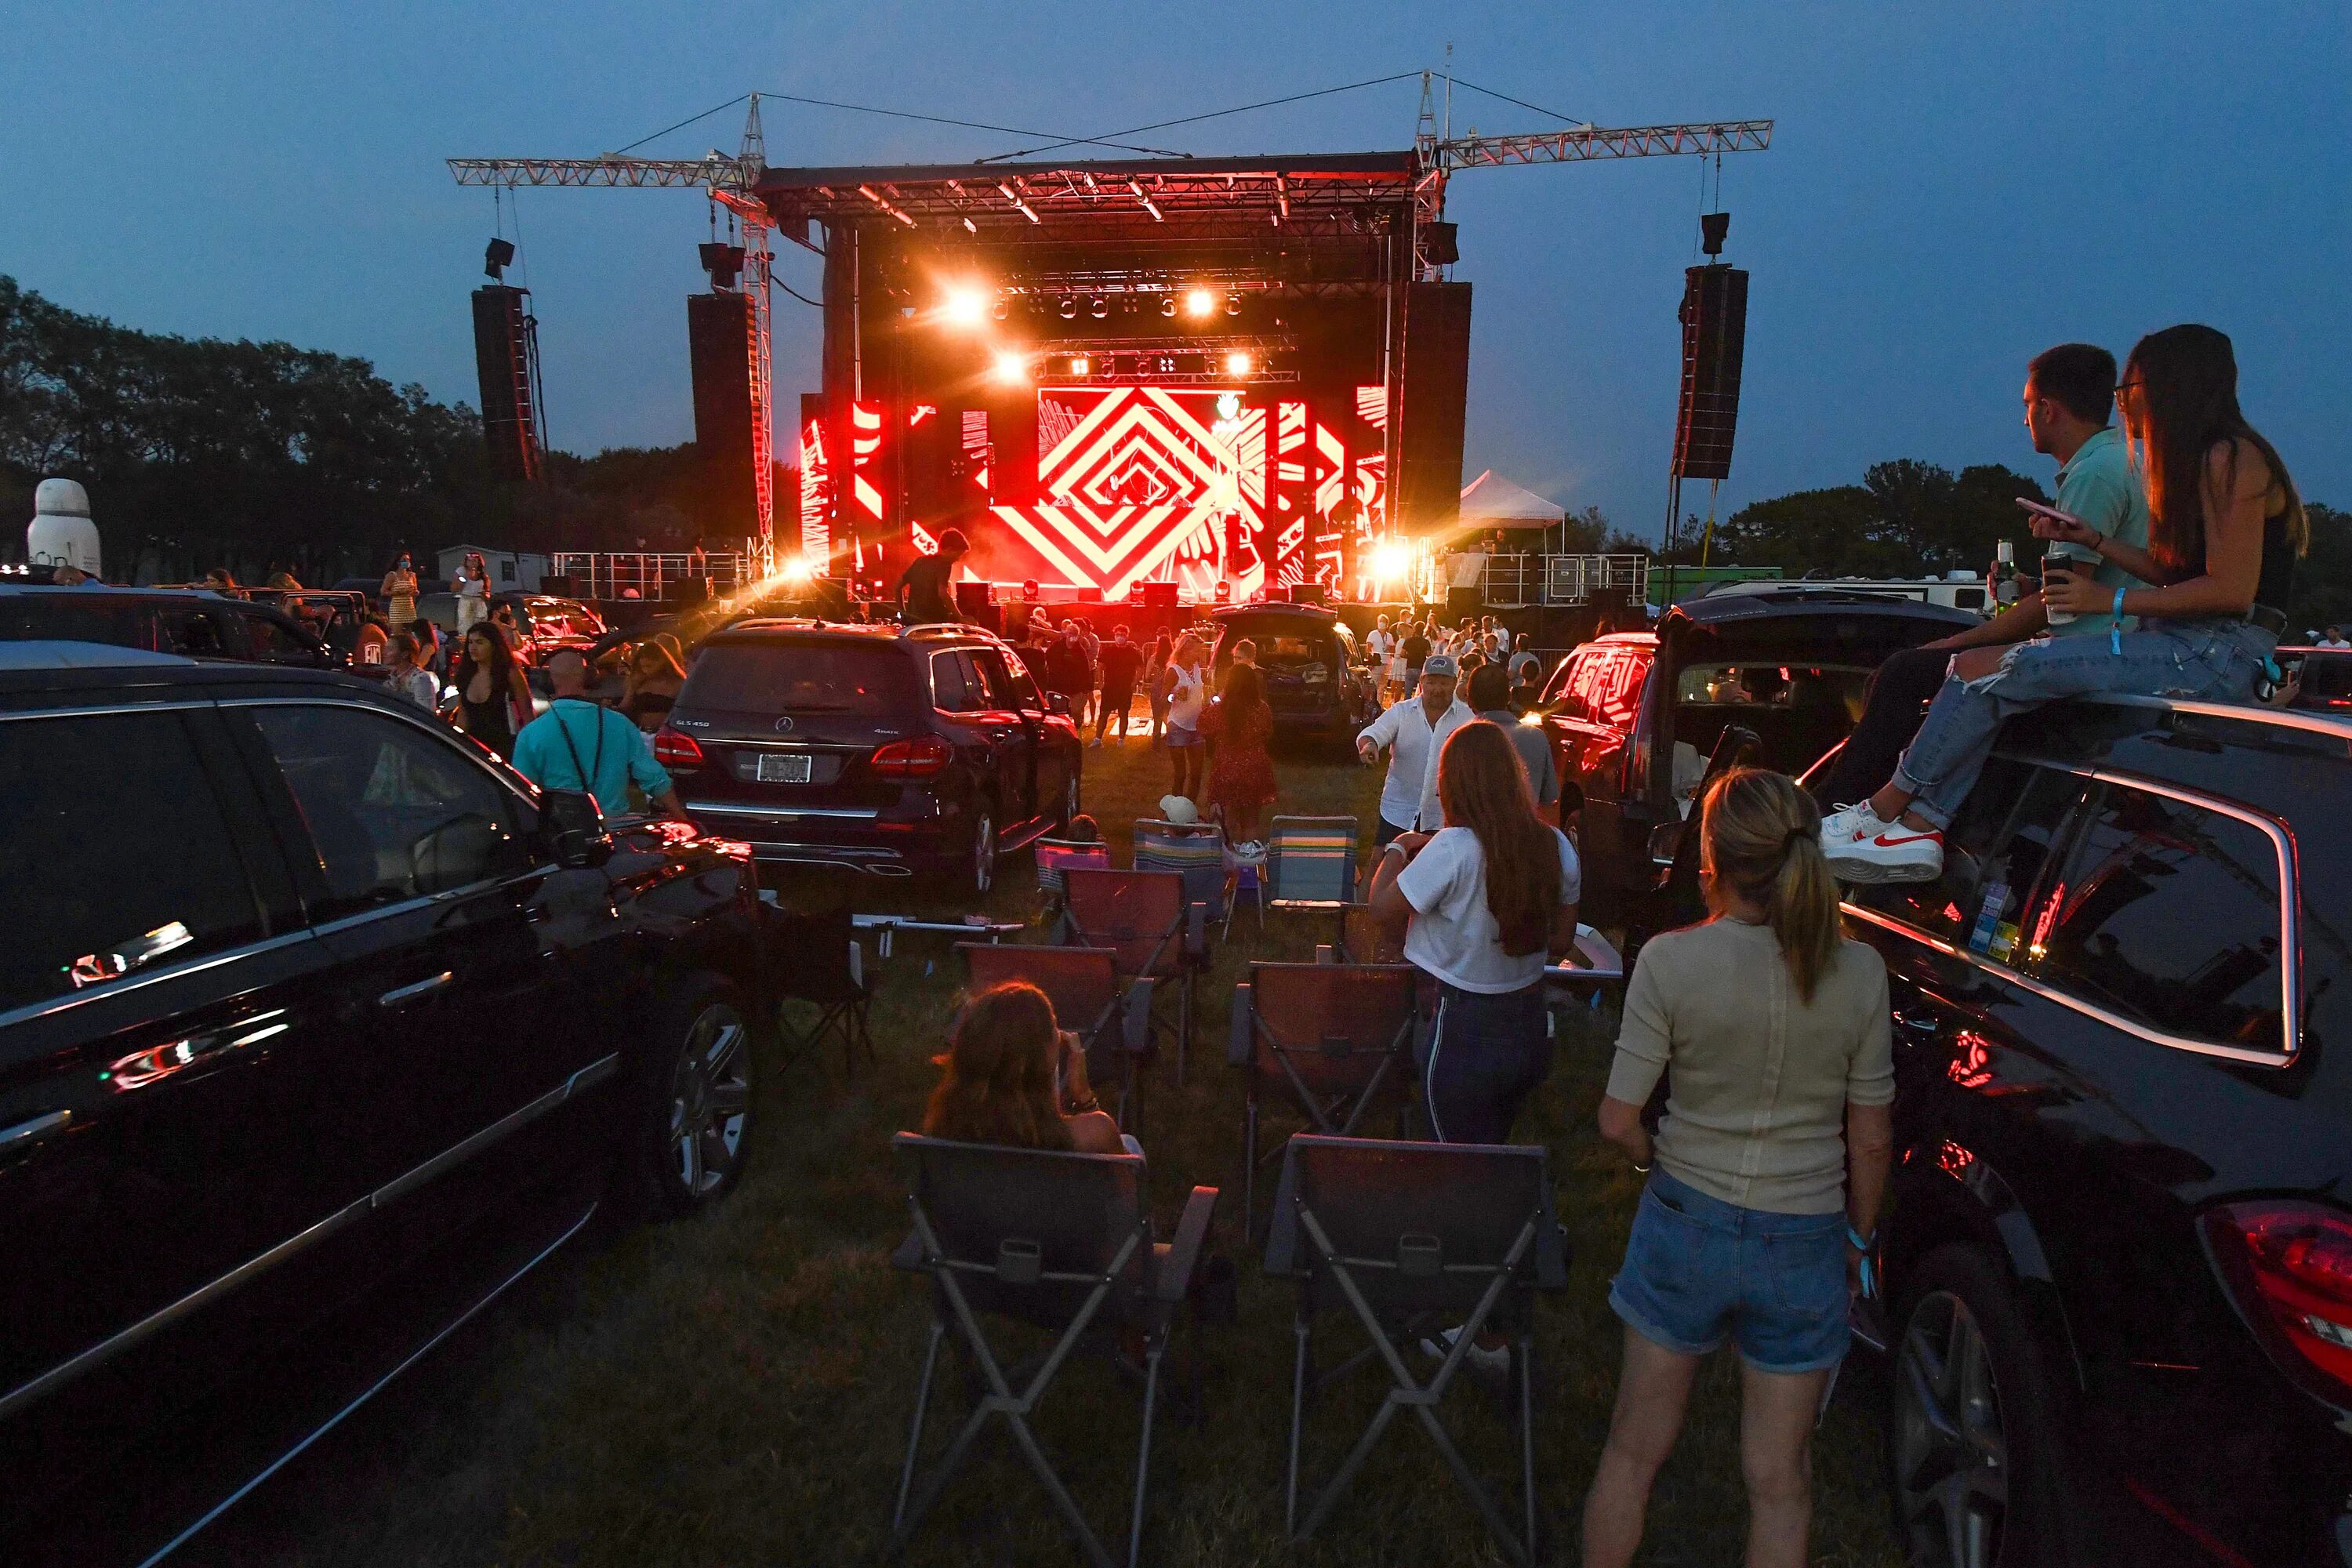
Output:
[27, 478, 101, 578]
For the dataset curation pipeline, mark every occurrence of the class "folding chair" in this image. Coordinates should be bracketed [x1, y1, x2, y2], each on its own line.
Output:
[887, 1134, 1219, 1568]
[1263, 1135, 1571, 1565]
[1063, 866, 1204, 1086]
[1132, 818, 1236, 940]
[1227, 963, 1421, 1238]
[768, 906, 873, 1073]
[1265, 815, 1359, 949]
[1034, 836, 1111, 915]
[1338, 903, 1407, 966]
[958, 942, 1154, 1132]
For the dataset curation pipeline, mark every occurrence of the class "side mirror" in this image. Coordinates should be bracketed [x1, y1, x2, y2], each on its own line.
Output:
[1046, 693, 1073, 717]
[541, 788, 612, 869]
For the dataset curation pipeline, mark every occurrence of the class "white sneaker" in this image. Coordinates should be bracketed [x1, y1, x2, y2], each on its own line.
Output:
[1825, 818, 1945, 884]
[1419, 1324, 1510, 1381]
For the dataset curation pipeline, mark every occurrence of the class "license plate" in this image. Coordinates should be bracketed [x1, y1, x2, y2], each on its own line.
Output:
[757, 753, 813, 784]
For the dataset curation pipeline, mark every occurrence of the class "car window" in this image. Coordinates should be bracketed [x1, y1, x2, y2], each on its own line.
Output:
[2032, 780, 2291, 1054]
[1595, 654, 1647, 727]
[0, 711, 267, 1013]
[981, 648, 1044, 713]
[931, 650, 980, 712]
[5, 593, 154, 650]
[1853, 757, 2082, 954]
[156, 604, 248, 659]
[243, 612, 317, 665]
[1541, 653, 1588, 717]
[681, 640, 916, 715]
[249, 706, 530, 919]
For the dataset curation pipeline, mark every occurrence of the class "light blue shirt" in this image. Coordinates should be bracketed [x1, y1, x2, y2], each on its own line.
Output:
[2049, 425, 2151, 639]
[510, 699, 672, 819]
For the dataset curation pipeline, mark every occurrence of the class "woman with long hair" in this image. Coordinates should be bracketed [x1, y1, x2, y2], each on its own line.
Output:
[1584, 768, 1893, 1568]
[451, 620, 532, 760]
[1367, 720, 1581, 1145]
[1826, 323, 2305, 883]
[1202, 661, 1278, 844]
[921, 982, 1123, 1154]
[1160, 632, 1210, 803]
[621, 639, 690, 732]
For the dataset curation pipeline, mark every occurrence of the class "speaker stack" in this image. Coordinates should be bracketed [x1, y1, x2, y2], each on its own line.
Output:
[688, 284, 759, 536]
[470, 284, 543, 483]
[1672, 263, 1748, 482]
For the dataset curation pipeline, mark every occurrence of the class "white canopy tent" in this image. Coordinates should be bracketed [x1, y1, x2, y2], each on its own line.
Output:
[1457, 470, 1564, 530]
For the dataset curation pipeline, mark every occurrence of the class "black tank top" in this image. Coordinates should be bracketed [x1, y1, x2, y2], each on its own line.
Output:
[460, 681, 514, 757]
[2253, 506, 2296, 617]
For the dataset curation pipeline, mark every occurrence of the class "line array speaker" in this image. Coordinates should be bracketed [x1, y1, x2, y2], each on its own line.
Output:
[470, 285, 542, 483]
[1392, 281, 1473, 533]
[688, 292, 758, 536]
[1672, 264, 1749, 481]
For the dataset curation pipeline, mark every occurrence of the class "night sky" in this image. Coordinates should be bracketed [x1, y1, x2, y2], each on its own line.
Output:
[4, 2, 2345, 538]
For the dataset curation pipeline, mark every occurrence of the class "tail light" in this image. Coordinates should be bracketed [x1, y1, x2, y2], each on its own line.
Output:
[652, 727, 704, 771]
[870, 735, 953, 779]
[2204, 1200, 2352, 1403]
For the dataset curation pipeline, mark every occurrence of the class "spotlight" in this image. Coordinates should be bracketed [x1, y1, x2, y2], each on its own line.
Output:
[1224, 350, 1253, 376]
[1058, 296, 1078, 320]
[1225, 292, 1241, 316]
[1370, 539, 1411, 584]
[1089, 296, 1109, 320]
[990, 297, 1010, 321]
[940, 285, 988, 328]
[1183, 287, 1216, 320]
[991, 350, 1030, 385]
[1160, 295, 1178, 318]
[1069, 355, 1091, 376]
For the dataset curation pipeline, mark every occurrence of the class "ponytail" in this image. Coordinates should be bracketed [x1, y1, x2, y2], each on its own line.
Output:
[1699, 768, 1842, 1003]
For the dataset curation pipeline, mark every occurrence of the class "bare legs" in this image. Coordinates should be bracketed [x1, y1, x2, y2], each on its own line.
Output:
[1167, 742, 1203, 803]
[1581, 1327, 1831, 1568]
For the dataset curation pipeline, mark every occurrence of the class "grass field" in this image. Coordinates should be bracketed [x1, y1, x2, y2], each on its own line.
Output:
[228, 719, 1905, 1567]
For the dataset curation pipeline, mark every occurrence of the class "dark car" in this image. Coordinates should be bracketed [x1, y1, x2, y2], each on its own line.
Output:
[1207, 603, 1370, 742]
[0, 583, 350, 673]
[658, 619, 1083, 891]
[0, 645, 767, 1564]
[1802, 688, 2352, 1568]
[1534, 586, 1973, 940]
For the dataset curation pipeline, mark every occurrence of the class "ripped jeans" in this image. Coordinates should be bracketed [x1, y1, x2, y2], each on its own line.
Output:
[1890, 618, 2276, 829]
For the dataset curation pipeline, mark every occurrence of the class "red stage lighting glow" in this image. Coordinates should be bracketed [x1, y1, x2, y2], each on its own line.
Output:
[1224, 350, 1253, 376]
[939, 285, 988, 328]
[1182, 287, 1216, 320]
[991, 350, 1030, 385]
[1069, 355, 1091, 376]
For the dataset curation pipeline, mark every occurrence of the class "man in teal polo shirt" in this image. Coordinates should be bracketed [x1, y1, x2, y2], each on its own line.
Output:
[510, 649, 684, 820]
[1817, 343, 2150, 807]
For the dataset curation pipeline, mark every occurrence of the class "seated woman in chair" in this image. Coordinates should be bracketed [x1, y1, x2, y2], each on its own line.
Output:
[923, 982, 1130, 1156]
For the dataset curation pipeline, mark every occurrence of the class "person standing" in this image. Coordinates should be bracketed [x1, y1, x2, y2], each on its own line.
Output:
[1399, 620, 1431, 695]
[1202, 662, 1278, 844]
[384, 632, 440, 711]
[1583, 768, 1893, 1568]
[2319, 626, 2350, 651]
[1817, 343, 2152, 812]
[1354, 652, 1472, 844]
[621, 641, 689, 732]
[1465, 662, 1557, 808]
[1093, 624, 1144, 746]
[1078, 619, 1103, 727]
[510, 649, 684, 819]
[450, 621, 532, 760]
[452, 550, 491, 633]
[382, 552, 419, 631]
[1161, 633, 1210, 803]
[895, 529, 969, 624]
[1145, 629, 1174, 741]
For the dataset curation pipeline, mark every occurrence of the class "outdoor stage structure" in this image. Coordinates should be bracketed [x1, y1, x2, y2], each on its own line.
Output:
[764, 151, 1468, 604]
[452, 90, 1770, 603]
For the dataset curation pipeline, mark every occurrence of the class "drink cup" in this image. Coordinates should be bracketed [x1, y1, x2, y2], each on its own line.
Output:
[2044, 549, 2079, 626]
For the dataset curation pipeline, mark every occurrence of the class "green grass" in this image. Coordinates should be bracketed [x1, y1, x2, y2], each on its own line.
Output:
[236, 725, 1904, 1566]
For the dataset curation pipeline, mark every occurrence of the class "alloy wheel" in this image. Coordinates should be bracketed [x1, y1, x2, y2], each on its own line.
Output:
[971, 811, 995, 894]
[1896, 1289, 2009, 1568]
[668, 1002, 750, 1200]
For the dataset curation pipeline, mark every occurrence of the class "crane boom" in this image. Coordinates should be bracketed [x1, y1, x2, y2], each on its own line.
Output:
[448, 154, 755, 190]
[1428, 118, 1771, 171]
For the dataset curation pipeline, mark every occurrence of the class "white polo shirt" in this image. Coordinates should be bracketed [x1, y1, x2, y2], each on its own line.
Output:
[1356, 695, 1473, 831]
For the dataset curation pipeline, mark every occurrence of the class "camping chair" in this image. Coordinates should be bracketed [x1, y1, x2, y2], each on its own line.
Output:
[1062, 866, 1204, 1087]
[1034, 836, 1112, 915]
[1263, 1135, 1571, 1565]
[1131, 818, 1237, 940]
[1265, 815, 1359, 948]
[1227, 963, 1421, 1238]
[958, 942, 1154, 1132]
[887, 1134, 1218, 1568]
[1338, 903, 1407, 965]
[768, 905, 873, 1073]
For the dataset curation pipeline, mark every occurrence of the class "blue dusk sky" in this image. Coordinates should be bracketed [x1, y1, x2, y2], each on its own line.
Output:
[2, 2, 2345, 537]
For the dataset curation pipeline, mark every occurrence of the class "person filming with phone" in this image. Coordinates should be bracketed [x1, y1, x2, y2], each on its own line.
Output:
[1817, 343, 2153, 811]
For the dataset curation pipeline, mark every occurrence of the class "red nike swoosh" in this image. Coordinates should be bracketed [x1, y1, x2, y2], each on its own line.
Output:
[1871, 831, 1942, 847]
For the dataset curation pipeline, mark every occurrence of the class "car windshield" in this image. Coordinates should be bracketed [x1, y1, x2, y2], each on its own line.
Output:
[682, 640, 915, 714]
[1672, 661, 1875, 779]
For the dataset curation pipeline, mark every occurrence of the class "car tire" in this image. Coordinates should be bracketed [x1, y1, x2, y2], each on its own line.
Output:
[968, 807, 996, 895]
[1889, 1244, 2079, 1568]
[633, 973, 753, 1219]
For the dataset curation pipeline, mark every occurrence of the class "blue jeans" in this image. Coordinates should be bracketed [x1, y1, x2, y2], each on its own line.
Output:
[1891, 618, 2275, 829]
[1415, 981, 1552, 1144]
[1608, 1170, 1850, 1374]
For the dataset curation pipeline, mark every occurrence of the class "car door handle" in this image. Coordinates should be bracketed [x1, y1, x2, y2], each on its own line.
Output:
[379, 971, 454, 1009]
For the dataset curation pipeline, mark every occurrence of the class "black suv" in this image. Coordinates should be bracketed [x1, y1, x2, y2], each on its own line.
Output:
[660, 619, 1083, 891]
[0, 645, 767, 1564]
[0, 583, 350, 673]
[1207, 603, 1370, 741]
[1809, 691, 2352, 1566]
[1534, 586, 1973, 938]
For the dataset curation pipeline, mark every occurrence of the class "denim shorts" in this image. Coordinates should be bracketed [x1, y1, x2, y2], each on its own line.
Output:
[1164, 722, 1203, 750]
[1608, 1168, 1850, 1374]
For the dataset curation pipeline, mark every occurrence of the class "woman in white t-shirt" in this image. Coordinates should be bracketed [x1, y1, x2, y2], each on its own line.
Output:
[1160, 633, 1210, 803]
[1368, 719, 1581, 1143]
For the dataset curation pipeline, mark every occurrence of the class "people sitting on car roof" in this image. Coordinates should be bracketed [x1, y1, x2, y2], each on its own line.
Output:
[1824, 325, 2307, 884]
[922, 982, 1129, 1156]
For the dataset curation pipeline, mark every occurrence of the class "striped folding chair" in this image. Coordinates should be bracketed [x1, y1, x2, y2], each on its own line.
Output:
[1034, 837, 1112, 916]
[1133, 818, 1235, 940]
[1265, 815, 1359, 947]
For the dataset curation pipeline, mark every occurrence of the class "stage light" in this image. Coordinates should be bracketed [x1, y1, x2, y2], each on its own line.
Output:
[1225, 292, 1241, 316]
[991, 350, 1030, 385]
[1069, 355, 1091, 376]
[990, 297, 1010, 321]
[1224, 350, 1253, 376]
[940, 285, 988, 328]
[780, 554, 819, 585]
[1370, 539, 1411, 584]
[1160, 295, 1178, 318]
[1183, 287, 1216, 320]
[1058, 296, 1078, 320]
[1089, 296, 1109, 320]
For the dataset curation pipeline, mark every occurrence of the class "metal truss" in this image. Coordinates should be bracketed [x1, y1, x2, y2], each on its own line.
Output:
[1426, 120, 1773, 171]
[448, 154, 757, 191]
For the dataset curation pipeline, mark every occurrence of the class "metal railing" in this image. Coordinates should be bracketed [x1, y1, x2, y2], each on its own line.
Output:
[1433, 552, 1650, 609]
[549, 551, 752, 601]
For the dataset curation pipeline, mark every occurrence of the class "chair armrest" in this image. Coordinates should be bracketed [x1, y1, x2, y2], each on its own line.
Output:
[1226, 982, 1254, 1066]
[1152, 1185, 1220, 1302]
[1184, 900, 1208, 960]
[889, 1230, 927, 1272]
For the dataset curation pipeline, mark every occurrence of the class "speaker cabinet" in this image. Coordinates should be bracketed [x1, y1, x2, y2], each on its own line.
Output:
[470, 285, 543, 483]
[1673, 265, 1749, 481]
[688, 292, 759, 535]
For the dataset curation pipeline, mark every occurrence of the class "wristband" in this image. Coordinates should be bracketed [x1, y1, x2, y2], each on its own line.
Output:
[2111, 587, 2127, 655]
[1846, 1224, 1875, 1251]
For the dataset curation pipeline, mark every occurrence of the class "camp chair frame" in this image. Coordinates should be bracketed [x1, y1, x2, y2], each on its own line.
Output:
[956, 942, 1155, 1132]
[1227, 963, 1422, 1237]
[887, 1134, 1218, 1568]
[1262, 1135, 1570, 1566]
[1033, 834, 1112, 914]
[1062, 866, 1206, 1086]
[1263, 815, 1360, 948]
[1131, 817, 1239, 940]
[768, 906, 874, 1073]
